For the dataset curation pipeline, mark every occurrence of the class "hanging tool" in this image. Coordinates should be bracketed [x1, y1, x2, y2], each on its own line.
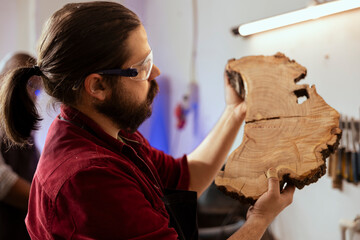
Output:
[344, 116, 352, 182]
[333, 114, 344, 189]
[357, 107, 360, 181]
[175, 0, 199, 133]
[351, 118, 359, 183]
[328, 148, 335, 177]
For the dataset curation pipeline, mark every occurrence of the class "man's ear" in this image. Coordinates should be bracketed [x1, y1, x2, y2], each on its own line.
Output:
[83, 73, 109, 101]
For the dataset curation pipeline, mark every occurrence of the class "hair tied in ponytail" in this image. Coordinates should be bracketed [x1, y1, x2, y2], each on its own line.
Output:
[31, 66, 42, 76]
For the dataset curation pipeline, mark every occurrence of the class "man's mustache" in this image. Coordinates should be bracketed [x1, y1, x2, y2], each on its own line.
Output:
[147, 79, 159, 104]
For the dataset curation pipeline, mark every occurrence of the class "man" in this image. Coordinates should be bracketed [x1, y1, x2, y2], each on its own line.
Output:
[0, 2, 294, 239]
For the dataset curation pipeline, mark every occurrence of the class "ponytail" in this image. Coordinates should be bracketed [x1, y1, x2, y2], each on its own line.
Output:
[0, 67, 42, 146]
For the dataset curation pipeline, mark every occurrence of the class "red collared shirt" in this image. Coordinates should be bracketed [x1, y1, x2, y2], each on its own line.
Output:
[26, 105, 190, 239]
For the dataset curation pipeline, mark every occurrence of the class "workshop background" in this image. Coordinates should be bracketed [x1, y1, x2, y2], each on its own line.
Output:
[1, 0, 359, 239]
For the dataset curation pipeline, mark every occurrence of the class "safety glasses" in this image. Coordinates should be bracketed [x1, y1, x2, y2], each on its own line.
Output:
[97, 50, 153, 81]
[71, 50, 154, 90]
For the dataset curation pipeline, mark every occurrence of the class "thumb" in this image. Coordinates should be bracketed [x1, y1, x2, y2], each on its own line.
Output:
[266, 168, 280, 194]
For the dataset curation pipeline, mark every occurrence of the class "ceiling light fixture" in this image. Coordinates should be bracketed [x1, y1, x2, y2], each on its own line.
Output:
[233, 0, 360, 37]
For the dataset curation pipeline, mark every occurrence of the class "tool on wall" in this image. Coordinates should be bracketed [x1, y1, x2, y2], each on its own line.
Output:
[329, 111, 360, 189]
[331, 115, 344, 189]
[351, 117, 359, 183]
[175, 0, 199, 133]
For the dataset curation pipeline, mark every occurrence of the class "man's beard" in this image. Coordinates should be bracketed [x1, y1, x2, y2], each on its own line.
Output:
[94, 79, 159, 133]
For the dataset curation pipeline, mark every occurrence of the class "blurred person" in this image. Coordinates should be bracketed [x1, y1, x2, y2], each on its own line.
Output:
[0, 2, 294, 240]
[0, 52, 41, 240]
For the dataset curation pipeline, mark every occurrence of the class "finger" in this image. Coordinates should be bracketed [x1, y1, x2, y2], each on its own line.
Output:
[280, 184, 295, 205]
[223, 69, 231, 86]
[266, 168, 280, 194]
[266, 168, 278, 180]
[223, 61, 234, 85]
[281, 183, 296, 196]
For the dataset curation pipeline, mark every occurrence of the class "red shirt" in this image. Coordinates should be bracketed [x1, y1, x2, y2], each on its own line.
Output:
[26, 105, 190, 239]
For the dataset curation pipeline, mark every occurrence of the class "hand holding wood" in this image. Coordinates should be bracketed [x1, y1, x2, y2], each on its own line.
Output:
[246, 168, 295, 225]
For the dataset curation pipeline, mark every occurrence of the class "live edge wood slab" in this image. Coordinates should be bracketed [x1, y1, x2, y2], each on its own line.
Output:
[215, 53, 341, 204]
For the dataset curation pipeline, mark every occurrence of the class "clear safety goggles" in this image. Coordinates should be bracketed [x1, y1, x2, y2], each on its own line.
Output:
[97, 50, 153, 81]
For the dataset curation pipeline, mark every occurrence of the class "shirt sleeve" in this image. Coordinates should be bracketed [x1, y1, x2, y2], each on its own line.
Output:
[0, 151, 19, 200]
[52, 165, 179, 240]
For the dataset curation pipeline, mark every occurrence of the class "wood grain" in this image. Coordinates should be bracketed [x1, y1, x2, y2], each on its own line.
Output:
[215, 53, 341, 204]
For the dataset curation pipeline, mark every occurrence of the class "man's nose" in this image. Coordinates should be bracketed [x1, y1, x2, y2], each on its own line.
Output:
[148, 64, 160, 80]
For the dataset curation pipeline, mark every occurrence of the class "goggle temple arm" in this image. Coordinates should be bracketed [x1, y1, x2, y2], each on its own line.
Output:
[72, 68, 139, 90]
[97, 68, 138, 77]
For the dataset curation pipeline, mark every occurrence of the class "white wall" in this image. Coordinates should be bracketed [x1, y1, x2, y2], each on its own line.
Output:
[1, 0, 360, 239]
[0, 0, 35, 57]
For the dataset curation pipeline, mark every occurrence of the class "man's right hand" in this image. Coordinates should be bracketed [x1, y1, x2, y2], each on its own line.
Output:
[228, 168, 295, 240]
[247, 168, 295, 226]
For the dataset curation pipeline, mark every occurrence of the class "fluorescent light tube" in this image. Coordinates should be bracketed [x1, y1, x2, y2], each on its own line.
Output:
[237, 0, 360, 36]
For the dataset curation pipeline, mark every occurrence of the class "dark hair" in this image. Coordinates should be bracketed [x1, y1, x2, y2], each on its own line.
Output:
[0, 53, 36, 76]
[0, 53, 39, 145]
[0, 1, 141, 145]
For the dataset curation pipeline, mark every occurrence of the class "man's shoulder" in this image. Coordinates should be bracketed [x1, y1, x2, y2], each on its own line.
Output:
[36, 122, 129, 200]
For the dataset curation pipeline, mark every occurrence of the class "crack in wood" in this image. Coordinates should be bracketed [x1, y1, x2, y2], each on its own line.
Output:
[246, 115, 304, 124]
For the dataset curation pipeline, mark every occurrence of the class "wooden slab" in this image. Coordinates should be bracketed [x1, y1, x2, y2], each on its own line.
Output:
[215, 53, 341, 204]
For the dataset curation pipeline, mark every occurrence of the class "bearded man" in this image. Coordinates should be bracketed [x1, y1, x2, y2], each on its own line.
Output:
[0, 2, 294, 239]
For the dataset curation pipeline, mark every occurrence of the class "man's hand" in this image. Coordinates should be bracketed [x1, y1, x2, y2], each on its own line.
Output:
[228, 168, 295, 240]
[223, 67, 246, 123]
[246, 168, 295, 225]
